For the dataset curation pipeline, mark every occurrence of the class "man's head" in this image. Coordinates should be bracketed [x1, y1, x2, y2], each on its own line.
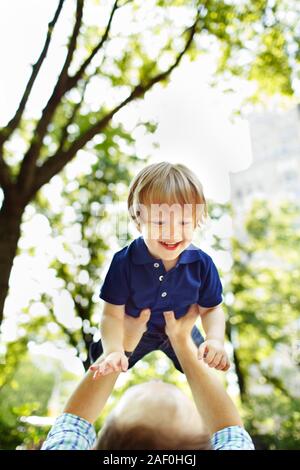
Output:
[95, 379, 211, 450]
[127, 162, 207, 262]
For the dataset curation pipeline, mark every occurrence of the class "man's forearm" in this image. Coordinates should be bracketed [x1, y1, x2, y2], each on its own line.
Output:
[63, 365, 120, 424]
[100, 314, 124, 355]
[201, 306, 225, 342]
[170, 335, 243, 434]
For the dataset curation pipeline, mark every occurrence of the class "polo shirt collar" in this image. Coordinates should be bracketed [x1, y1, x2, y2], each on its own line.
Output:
[131, 236, 202, 265]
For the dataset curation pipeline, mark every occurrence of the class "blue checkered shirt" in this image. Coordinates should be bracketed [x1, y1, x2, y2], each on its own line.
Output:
[41, 413, 255, 450]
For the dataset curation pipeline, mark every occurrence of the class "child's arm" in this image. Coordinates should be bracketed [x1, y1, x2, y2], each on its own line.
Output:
[90, 303, 151, 379]
[198, 303, 230, 371]
[90, 301, 127, 379]
[199, 303, 225, 343]
[100, 302, 151, 354]
[63, 309, 151, 422]
[100, 301, 125, 355]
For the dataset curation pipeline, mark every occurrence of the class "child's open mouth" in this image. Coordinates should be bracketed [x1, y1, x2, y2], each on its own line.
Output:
[159, 241, 181, 251]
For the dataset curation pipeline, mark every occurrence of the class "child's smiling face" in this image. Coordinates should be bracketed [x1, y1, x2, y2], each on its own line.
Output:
[138, 202, 197, 262]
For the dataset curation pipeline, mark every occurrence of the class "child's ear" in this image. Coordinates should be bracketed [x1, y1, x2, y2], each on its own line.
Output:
[135, 211, 143, 233]
[133, 220, 142, 233]
[130, 214, 141, 232]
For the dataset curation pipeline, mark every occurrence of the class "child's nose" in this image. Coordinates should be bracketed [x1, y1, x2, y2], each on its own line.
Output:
[161, 224, 182, 240]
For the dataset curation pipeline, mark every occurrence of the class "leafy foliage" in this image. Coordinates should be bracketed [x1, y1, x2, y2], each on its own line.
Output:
[229, 199, 300, 449]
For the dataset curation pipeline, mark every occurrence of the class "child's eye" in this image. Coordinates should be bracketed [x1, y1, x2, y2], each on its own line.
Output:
[151, 221, 191, 225]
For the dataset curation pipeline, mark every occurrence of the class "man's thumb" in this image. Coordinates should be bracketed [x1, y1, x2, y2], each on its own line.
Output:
[140, 308, 151, 322]
[186, 303, 199, 320]
[163, 310, 175, 323]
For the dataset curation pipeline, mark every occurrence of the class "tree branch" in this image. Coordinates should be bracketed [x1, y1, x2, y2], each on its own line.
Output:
[56, 80, 89, 156]
[56, 52, 107, 154]
[263, 372, 292, 396]
[0, 0, 65, 148]
[37, 0, 122, 164]
[67, 0, 120, 91]
[48, 307, 79, 352]
[226, 321, 246, 398]
[17, 0, 84, 195]
[30, 10, 200, 195]
[0, 154, 12, 191]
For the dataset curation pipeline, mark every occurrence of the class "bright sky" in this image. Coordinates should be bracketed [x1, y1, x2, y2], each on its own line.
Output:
[0, 0, 253, 382]
[0, 0, 254, 202]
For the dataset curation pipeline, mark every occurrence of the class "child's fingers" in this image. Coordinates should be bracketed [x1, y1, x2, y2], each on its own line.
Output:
[90, 364, 102, 371]
[198, 342, 207, 360]
[93, 368, 102, 380]
[90, 364, 105, 379]
[204, 349, 216, 366]
[99, 361, 108, 374]
[104, 359, 118, 372]
[91, 353, 130, 378]
[98, 362, 115, 377]
[218, 356, 230, 371]
[222, 359, 231, 372]
[93, 361, 110, 377]
[101, 364, 115, 376]
[97, 363, 107, 378]
[120, 355, 129, 372]
[216, 356, 227, 370]
[210, 352, 223, 368]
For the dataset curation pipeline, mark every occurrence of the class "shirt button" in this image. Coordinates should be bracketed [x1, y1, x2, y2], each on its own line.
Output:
[159, 275, 164, 281]
[161, 291, 167, 297]
[154, 263, 160, 268]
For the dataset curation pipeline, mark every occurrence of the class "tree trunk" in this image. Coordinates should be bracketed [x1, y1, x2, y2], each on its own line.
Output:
[232, 346, 246, 399]
[82, 332, 93, 371]
[226, 321, 247, 399]
[0, 190, 26, 325]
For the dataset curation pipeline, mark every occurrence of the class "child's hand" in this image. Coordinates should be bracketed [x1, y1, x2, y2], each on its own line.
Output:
[198, 339, 230, 371]
[89, 351, 129, 379]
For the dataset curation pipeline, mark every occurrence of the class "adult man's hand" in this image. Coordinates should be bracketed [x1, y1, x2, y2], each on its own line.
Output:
[123, 308, 151, 352]
[163, 304, 199, 342]
[164, 305, 230, 372]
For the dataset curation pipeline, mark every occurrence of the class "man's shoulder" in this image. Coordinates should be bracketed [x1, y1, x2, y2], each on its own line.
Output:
[42, 413, 96, 450]
[211, 425, 255, 450]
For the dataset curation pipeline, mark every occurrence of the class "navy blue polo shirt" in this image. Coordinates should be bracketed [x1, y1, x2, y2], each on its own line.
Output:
[99, 236, 223, 333]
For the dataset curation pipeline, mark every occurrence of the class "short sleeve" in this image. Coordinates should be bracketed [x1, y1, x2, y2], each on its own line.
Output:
[198, 255, 223, 308]
[212, 426, 255, 450]
[41, 413, 96, 450]
[99, 250, 130, 305]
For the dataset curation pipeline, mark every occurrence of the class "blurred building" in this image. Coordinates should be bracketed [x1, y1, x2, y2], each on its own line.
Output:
[230, 105, 300, 222]
[229, 105, 300, 399]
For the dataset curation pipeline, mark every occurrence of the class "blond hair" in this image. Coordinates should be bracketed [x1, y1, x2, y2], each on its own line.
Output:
[127, 162, 207, 231]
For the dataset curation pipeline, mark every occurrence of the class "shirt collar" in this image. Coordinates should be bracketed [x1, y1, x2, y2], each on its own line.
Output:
[131, 236, 202, 265]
